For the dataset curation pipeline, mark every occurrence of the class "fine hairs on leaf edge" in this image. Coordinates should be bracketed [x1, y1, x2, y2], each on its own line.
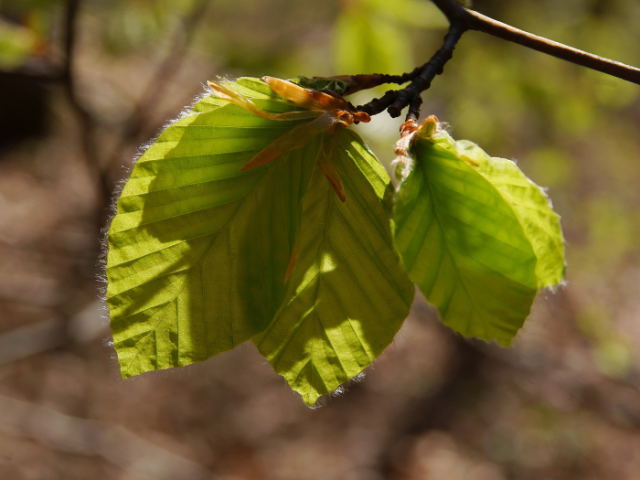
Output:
[101, 76, 566, 405]
[309, 372, 367, 409]
[97, 86, 214, 328]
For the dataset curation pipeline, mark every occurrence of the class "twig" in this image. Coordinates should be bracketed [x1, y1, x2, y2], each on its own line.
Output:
[431, 0, 640, 85]
[354, 0, 640, 119]
[357, 24, 464, 118]
[465, 9, 640, 84]
[356, 89, 400, 116]
[405, 95, 423, 125]
[388, 23, 464, 117]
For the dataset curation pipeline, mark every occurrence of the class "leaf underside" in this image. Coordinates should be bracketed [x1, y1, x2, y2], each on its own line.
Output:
[107, 78, 322, 378]
[253, 130, 414, 406]
[106, 73, 562, 404]
[456, 140, 565, 288]
[106, 78, 414, 408]
[394, 131, 565, 346]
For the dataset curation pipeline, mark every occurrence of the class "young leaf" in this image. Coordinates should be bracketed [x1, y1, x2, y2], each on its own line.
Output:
[394, 128, 564, 346]
[454, 141, 565, 287]
[106, 78, 322, 378]
[253, 130, 415, 406]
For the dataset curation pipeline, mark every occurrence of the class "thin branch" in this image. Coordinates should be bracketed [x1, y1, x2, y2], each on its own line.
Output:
[431, 0, 640, 85]
[62, 0, 80, 94]
[62, 0, 97, 135]
[356, 89, 401, 117]
[356, 24, 464, 118]
[405, 94, 423, 125]
[387, 23, 465, 117]
[353, 0, 640, 120]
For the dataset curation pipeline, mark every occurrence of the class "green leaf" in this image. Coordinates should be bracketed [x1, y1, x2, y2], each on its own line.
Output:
[106, 78, 322, 378]
[253, 129, 414, 406]
[455, 140, 565, 287]
[394, 129, 562, 346]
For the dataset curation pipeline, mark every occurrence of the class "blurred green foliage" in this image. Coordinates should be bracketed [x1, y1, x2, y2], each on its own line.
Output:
[333, 0, 446, 74]
[0, 19, 37, 69]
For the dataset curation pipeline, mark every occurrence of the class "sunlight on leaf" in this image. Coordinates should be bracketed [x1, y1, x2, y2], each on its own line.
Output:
[394, 126, 565, 345]
[106, 78, 322, 378]
[254, 130, 414, 406]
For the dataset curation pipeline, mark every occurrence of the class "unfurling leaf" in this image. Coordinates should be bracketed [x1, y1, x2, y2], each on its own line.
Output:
[394, 122, 565, 346]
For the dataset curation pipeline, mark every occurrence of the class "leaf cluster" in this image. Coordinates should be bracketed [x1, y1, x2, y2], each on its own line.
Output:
[105, 78, 565, 406]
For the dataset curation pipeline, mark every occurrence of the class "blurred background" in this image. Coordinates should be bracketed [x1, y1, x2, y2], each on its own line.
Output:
[1, 0, 640, 478]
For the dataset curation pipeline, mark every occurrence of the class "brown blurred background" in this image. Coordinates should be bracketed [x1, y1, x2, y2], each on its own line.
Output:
[1, 0, 640, 478]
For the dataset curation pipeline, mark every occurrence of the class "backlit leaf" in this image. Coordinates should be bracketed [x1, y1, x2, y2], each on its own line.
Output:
[394, 129, 550, 345]
[253, 129, 414, 406]
[106, 78, 322, 378]
[454, 140, 565, 287]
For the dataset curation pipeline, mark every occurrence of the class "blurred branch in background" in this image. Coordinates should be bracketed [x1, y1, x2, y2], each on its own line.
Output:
[60, 0, 212, 224]
[62, 0, 109, 216]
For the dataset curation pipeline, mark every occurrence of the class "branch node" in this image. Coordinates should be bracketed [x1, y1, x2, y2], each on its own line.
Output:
[404, 95, 423, 125]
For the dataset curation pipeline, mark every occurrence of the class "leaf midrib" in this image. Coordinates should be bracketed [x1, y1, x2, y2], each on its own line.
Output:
[420, 156, 491, 339]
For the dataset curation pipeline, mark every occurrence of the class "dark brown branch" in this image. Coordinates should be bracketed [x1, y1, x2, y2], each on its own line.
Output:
[387, 23, 465, 117]
[340, 69, 425, 96]
[405, 95, 423, 125]
[357, 24, 464, 118]
[355, 0, 640, 120]
[431, 0, 640, 85]
[357, 90, 401, 116]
